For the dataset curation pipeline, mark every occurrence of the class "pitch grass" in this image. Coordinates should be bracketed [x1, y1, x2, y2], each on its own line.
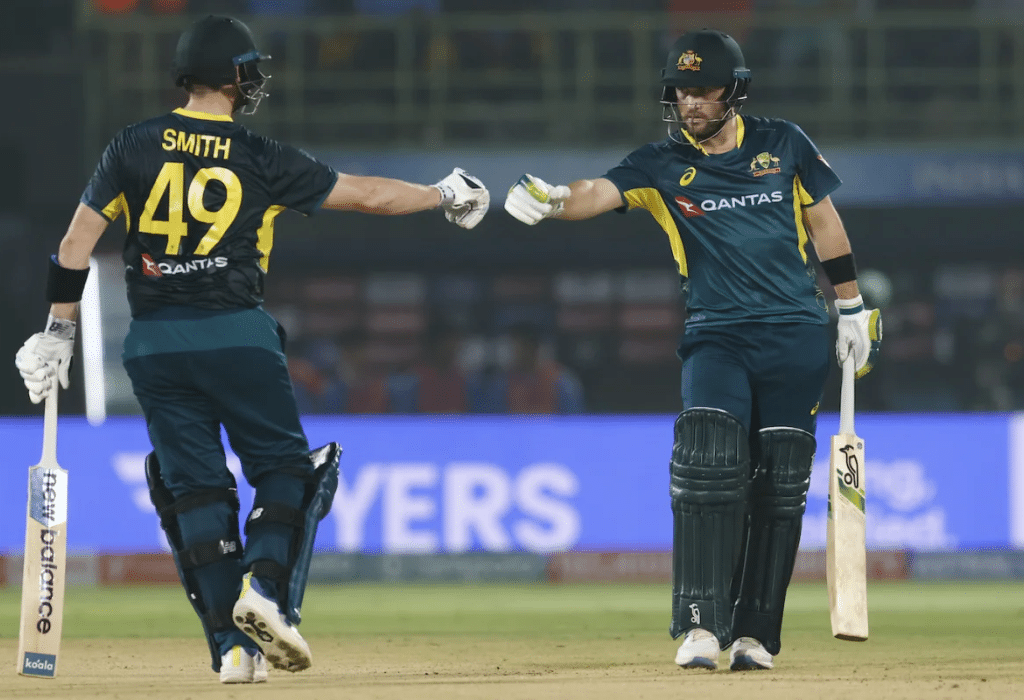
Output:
[2, 582, 1022, 699]
[0, 580, 1022, 638]
[1, 580, 1021, 641]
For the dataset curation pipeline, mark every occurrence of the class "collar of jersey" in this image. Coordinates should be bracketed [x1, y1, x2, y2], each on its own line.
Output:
[682, 115, 744, 155]
[173, 108, 233, 122]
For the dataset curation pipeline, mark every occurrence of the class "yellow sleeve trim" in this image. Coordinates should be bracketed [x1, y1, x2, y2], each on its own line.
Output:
[256, 205, 287, 272]
[102, 192, 131, 233]
[794, 174, 814, 206]
[623, 187, 687, 277]
[792, 176, 810, 263]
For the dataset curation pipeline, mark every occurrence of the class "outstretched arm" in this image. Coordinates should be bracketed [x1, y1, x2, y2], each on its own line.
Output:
[505, 174, 623, 225]
[322, 168, 490, 229]
[554, 178, 625, 220]
[321, 174, 441, 214]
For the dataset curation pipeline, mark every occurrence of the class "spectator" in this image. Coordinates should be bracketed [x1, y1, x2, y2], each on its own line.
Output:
[390, 320, 471, 413]
[333, 329, 391, 413]
[474, 322, 585, 414]
[290, 338, 343, 414]
[291, 331, 392, 413]
[667, 0, 754, 45]
[320, 0, 439, 71]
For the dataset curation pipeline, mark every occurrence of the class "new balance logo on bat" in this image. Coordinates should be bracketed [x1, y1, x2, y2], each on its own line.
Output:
[35, 528, 60, 634]
[30, 470, 66, 527]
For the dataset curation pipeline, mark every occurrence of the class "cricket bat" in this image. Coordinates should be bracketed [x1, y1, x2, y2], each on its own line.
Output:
[826, 358, 869, 641]
[16, 390, 68, 678]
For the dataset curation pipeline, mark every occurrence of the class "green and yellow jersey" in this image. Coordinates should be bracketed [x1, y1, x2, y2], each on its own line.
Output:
[603, 114, 840, 327]
[81, 108, 338, 317]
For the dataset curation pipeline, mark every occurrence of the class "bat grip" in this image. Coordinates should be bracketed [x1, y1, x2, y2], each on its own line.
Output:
[839, 358, 855, 435]
[41, 389, 59, 465]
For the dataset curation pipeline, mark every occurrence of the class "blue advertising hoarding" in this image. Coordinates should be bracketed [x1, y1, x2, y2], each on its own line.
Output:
[0, 414, 1020, 554]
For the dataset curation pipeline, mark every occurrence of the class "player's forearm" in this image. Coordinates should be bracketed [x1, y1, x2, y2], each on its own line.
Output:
[554, 179, 619, 220]
[50, 232, 89, 321]
[831, 280, 860, 300]
[57, 204, 107, 270]
[323, 175, 441, 215]
[48, 302, 80, 323]
[47, 205, 107, 322]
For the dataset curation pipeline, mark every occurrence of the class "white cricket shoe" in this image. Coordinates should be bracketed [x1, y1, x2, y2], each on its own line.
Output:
[674, 628, 720, 670]
[729, 637, 774, 671]
[233, 572, 313, 672]
[219, 646, 268, 683]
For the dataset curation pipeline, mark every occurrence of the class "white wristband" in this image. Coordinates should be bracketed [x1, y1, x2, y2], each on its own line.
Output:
[433, 183, 454, 208]
[45, 314, 76, 341]
[834, 294, 864, 315]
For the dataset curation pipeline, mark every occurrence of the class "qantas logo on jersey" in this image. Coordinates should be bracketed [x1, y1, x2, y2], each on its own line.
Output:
[674, 196, 704, 218]
[700, 191, 784, 211]
[141, 254, 163, 277]
[141, 253, 229, 277]
[676, 191, 785, 216]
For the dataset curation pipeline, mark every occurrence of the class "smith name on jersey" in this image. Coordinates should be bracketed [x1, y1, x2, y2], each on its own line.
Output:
[82, 108, 338, 317]
[603, 115, 841, 327]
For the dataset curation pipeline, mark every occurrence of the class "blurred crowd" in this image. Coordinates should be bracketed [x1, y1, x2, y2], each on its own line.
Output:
[878, 265, 1024, 412]
[64, 0, 1020, 146]
[80, 0, 1018, 77]
[265, 261, 1024, 415]
[288, 320, 586, 415]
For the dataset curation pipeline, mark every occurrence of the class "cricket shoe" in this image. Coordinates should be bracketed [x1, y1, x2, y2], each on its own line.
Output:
[674, 628, 720, 670]
[729, 637, 774, 671]
[233, 572, 313, 672]
[219, 646, 268, 683]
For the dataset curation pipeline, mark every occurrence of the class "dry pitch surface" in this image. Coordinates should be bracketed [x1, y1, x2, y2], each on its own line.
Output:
[1, 582, 1021, 700]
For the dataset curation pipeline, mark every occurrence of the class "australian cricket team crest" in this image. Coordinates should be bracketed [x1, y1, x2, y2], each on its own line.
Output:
[676, 50, 702, 71]
[750, 151, 782, 177]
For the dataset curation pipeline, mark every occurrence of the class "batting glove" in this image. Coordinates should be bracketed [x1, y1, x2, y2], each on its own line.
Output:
[835, 295, 882, 379]
[504, 174, 571, 225]
[15, 315, 75, 404]
[433, 167, 490, 230]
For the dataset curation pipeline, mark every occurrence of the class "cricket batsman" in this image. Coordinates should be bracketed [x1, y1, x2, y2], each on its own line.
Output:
[14, 15, 488, 683]
[504, 29, 881, 670]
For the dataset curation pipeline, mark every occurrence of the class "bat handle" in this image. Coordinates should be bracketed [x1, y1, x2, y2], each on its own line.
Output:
[41, 388, 59, 465]
[839, 357, 855, 435]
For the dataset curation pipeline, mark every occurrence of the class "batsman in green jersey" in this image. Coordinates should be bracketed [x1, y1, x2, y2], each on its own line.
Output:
[504, 29, 881, 672]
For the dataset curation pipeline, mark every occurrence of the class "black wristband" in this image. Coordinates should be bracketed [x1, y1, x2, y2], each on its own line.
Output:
[820, 253, 857, 285]
[46, 255, 90, 303]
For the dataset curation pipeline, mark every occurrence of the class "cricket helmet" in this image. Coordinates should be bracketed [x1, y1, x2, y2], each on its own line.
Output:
[172, 15, 270, 114]
[659, 30, 751, 141]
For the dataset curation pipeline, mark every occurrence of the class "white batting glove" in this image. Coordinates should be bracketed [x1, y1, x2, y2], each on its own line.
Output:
[15, 315, 76, 404]
[835, 295, 882, 379]
[433, 167, 490, 230]
[504, 174, 571, 225]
